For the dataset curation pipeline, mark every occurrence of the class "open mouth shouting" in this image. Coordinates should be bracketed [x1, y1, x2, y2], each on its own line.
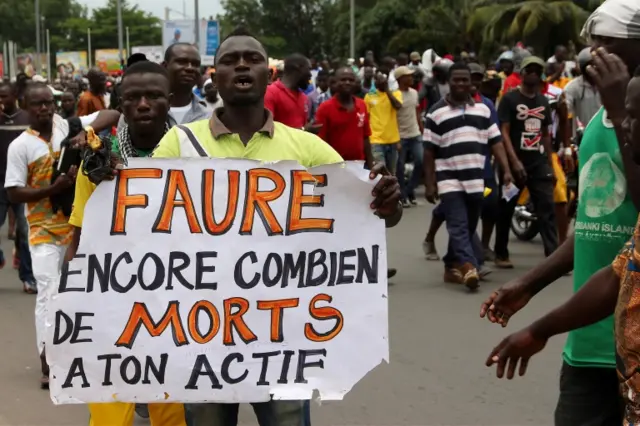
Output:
[233, 74, 254, 90]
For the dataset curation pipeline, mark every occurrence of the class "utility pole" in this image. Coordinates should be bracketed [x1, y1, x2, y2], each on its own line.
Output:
[126, 27, 130, 56]
[35, 0, 41, 73]
[349, 0, 355, 59]
[194, 0, 200, 48]
[46, 29, 51, 78]
[116, 0, 124, 64]
[88, 28, 92, 67]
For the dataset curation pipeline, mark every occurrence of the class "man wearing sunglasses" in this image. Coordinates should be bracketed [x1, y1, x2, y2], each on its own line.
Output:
[494, 56, 559, 268]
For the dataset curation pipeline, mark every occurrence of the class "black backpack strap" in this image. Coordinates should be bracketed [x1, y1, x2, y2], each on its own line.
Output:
[176, 124, 208, 157]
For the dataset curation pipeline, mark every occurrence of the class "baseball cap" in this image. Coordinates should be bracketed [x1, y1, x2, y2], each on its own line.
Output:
[410, 51, 421, 61]
[394, 65, 415, 80]
[520, 56, 546, 71]
[469, 63, 485, 76]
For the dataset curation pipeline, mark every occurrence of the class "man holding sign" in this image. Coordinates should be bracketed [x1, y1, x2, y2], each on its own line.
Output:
[64, 27, 401, 426]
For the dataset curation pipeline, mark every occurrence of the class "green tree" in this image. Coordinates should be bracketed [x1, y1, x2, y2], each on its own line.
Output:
[87, 0, 161, 51]
[467, 0, 592, 56]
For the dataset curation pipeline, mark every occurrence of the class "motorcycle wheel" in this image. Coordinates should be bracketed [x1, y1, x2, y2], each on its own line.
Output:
[511, 214, 539, 241]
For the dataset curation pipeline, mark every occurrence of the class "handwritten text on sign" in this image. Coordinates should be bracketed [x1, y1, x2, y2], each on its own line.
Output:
[47, 159, 389, 404]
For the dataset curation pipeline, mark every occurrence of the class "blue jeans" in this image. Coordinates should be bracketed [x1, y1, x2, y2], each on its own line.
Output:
[187, 400, 308, 426]
[396, 136, 424, 200]
[372, 143, 399, 175]
[0, 188, 33, 282]
[439, 192, 484, 269]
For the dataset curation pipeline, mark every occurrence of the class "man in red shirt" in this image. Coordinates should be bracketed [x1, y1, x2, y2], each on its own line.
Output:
[264, 53, 311, 129]
[315, 67, 373, 168]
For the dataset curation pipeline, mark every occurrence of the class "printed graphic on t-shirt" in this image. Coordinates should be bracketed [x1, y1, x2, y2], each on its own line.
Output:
[518, 105, 545, 151]
[357, 112, 365, 128]
[579, 152, 626, 218]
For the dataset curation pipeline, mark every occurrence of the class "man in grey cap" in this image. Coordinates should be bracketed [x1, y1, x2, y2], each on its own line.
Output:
[482, 2, 640, 425]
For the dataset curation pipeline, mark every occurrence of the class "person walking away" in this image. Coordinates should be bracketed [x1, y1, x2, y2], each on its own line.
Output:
[479, 2, 640, 422]
[424, 62, 511, 289]
[494, 56, 558, 268]
[315, 66, 374, 168]
[77, 67, 106, 116]
[264, 53, 311, 129]
[394, 66, 423, 207]
[203, 77, 223, 111]
[0, 82, 36, 292]
[59, 91, 77, 118]
[365, 71, 403, 173]
[67, 61, 189, 426]
[131, 27, 402, 426]
[4, 83, 119, 388]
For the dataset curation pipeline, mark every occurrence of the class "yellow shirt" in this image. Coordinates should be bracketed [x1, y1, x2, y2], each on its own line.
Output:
[549, 76, 571, 90]
[69, 110, 343, 228]
[152, 111, 343, 165]
[364, 90, 402, 144]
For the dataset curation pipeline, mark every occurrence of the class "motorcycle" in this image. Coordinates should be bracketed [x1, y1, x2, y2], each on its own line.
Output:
[511, 127, 582, 241]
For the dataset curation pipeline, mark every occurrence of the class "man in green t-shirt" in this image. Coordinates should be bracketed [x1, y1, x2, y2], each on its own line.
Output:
[479, 3, 640, 424]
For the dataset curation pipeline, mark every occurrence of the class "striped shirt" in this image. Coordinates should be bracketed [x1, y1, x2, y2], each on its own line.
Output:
[424, 97, 501, 195]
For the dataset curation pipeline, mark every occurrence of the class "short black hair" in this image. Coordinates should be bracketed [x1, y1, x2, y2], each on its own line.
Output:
[164, 42, 197, 63]
[23, 82, 52, 104]
[448, 61, 471, 78]
[127, 53, 148, 68]
[316, 69, 330, 79]
[0, 81, 15, 94]
[215, 26, 266, 65]
[121, 61, 170, 84]
[284, 53, 310, 74]
[634, 65, 640, 78]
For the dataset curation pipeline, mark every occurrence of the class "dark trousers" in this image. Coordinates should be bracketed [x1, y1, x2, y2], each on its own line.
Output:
[187, 400, 308, 426]
[440, 192, 483, 269]
[396, 136, 424, 200]
[0, 187, 33, 282]
[554, 362, 623, 426]
[495, 169, 558, 259]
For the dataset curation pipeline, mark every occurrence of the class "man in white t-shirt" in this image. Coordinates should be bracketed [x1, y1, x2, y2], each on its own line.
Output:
[4, 82, 120, 388]
[394, 66, 423, 207]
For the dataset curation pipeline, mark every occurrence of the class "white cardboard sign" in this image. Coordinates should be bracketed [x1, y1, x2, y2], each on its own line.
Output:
[47, 158, 389, 404]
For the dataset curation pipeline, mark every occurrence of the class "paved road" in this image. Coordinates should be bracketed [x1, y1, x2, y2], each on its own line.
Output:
[0, 200, 572, 426]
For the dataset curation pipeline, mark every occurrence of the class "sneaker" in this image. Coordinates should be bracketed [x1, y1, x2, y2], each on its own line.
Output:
[461, 262, 480, 290]
[422, 240, 440, 260]
[23, 279, 37, 294]
[0, 250, 4, 270]
[479, 265, 493, 281]
[409, 196, 418, 206]
[444, 267, 463, 284]
[483, 248, 496, 262]
[402, 199, 411, 208]
[494, 257, 514, 269]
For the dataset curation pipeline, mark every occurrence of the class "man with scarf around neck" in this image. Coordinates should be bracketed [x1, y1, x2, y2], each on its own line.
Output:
[66, 61, 189, 426]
